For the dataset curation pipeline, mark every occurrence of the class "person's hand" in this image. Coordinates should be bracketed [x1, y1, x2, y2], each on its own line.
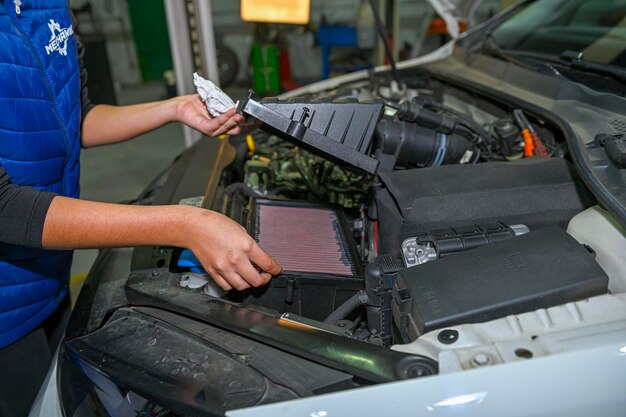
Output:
[183, 207, 282, 291]
[173, 94, 250, 137]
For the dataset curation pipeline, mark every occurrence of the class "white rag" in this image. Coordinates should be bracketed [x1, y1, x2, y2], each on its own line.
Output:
[193, 72, 237, 117]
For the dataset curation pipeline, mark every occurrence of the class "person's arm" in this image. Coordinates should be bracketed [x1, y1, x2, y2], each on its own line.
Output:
[80, 98, 245, 148]
[72, 6, 245, 149]
[0, 167, 280, 290]
[42, 196, 281, 291]
[0, 168, 56, 248]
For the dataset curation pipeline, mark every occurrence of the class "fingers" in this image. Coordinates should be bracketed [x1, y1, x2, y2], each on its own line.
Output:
[218, 253, 274, 290]
[208, 247, 277, 291]
[239, 261, 273, 287]
[207, 269, 232, 291]
[213, 114, 245, 136]
[203, 112, 233, 136]
[200, 111, 246, 137]
[213, 108, 242, 123]
[223, 272, 250, 291]
[249, 244, 283, 276]
[226, 126, 243, 136]
[207, 263, 250, 291]
[189, 210, 280, 292]
[181, 95, 251, 137]
[222, 107, 238, 117]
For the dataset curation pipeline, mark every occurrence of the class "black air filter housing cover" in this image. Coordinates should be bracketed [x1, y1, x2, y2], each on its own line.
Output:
[392, 227, 608, 340]
[375, 158, 595, 256]
[237, 92, 383, 173]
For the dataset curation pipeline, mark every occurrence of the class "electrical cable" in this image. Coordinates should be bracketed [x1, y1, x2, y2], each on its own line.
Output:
[415, 98, 497, 145]
[323, 290, 369, 324]
[457, 120, 488, 143]
[455, 125, 478, 143]
[223, 182, 263, 198]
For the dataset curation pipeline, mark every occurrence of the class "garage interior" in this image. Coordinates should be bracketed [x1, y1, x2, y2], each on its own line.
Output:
[6, 0, 626, 416]
[68, 0, 509, 293]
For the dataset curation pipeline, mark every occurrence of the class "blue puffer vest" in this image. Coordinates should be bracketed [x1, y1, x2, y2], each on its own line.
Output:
[0, 0, 81, 348]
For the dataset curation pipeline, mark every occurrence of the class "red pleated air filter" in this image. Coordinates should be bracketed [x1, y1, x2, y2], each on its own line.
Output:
[255, 202, 357, 276]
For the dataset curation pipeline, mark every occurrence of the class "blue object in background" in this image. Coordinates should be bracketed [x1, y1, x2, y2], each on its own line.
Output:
[178, 250, 205, 273]
[317, 25, 359, 79]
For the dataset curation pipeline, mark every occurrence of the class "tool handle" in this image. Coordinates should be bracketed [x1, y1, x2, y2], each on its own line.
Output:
[522, 129, 534, 157]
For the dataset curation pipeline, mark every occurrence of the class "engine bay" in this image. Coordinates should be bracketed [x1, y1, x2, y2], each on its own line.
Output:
[130, 69, 625, 373]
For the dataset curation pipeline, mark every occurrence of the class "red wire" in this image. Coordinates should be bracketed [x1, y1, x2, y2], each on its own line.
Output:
[373, 220, 379, 254]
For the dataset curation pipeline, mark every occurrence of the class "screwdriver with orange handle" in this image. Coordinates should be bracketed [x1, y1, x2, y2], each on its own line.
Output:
[513, 109, 548, 157]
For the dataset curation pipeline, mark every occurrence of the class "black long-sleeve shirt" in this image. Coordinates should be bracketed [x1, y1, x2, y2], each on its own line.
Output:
[0, 170, 56, 248]
[0, 28, 93, 249]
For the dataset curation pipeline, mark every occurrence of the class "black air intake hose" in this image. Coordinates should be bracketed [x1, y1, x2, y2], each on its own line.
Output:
[375, 118, 475, 168]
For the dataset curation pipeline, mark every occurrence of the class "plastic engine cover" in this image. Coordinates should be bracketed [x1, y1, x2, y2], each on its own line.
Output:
[375, 158, 595, 256]
[392, 227, 609, 340]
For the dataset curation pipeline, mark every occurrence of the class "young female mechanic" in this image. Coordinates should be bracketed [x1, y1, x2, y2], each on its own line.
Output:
[0, 2, 281, 415]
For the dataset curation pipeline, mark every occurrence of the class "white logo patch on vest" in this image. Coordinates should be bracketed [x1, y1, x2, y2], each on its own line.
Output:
[45, 19, 74, 57]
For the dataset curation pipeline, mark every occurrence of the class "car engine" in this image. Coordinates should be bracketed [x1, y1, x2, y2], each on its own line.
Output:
[137, 70, 624, 371]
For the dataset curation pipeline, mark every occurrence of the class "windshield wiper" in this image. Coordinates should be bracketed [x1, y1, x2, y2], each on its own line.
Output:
[558, 50, 626, 84]
[496, 49, 626, 85]
[470, 32, 563, 75]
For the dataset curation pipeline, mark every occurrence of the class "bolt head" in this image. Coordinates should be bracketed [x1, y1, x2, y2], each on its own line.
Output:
[472, 353, 491, 366]
[437, 329, 459, 344]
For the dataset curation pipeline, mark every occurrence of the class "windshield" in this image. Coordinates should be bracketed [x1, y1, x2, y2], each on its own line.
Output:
[491, 0, 626, 69]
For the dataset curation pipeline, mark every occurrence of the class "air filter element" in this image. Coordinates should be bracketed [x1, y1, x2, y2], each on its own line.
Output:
[252, 200, 358, 277]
